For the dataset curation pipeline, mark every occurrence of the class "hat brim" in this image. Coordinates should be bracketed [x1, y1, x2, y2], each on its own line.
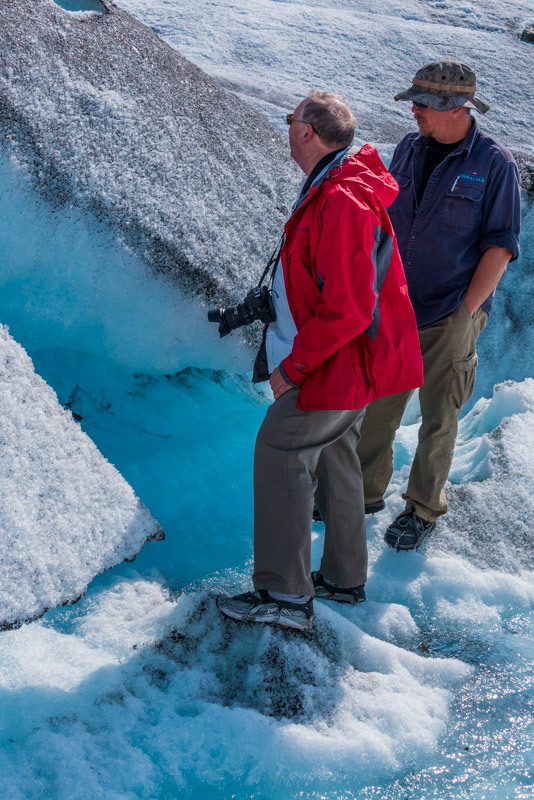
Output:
[394, 85, 490, 114]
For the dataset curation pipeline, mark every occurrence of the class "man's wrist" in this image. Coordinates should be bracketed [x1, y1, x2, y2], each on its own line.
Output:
[280, 357, 304, 387]
[279, 362, 300, 388]
[463, 298, 477, 316]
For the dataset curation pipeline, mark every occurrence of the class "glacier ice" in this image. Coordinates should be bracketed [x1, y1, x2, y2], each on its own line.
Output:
[0, 0, 532, 797]
[0, 0, 296, 309]
[0, 325, 164, 630]
[0, 585, 472, 799]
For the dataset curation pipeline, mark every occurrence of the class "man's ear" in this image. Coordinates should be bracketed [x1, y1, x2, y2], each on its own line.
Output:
[453, 106, 470, 119]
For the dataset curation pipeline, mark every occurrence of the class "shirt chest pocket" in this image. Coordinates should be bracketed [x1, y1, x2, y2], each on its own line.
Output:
[391, 174, 412, 198]
[439, 184, 484, 233]
[393, 174, 411, 189]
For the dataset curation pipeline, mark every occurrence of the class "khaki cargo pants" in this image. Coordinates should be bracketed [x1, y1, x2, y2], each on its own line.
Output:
[253, 389, 367, 597]
[357, 301, 488, 522]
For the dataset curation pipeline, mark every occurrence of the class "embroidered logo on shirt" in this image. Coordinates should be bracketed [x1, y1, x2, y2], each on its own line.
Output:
[451, 172, 487, 192]
[457, 172, 486, 183]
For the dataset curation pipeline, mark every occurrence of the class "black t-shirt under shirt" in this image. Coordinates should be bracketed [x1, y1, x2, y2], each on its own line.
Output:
[419, 137, 463, 203]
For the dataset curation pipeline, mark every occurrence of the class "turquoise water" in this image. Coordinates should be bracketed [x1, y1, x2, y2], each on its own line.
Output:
[53, 0, 106, 13]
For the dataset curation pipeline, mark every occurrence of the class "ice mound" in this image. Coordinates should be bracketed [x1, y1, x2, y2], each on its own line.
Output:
[432, 379, 534, 572]
[0, 582, 471, 797]
[0, 0, 295, 306]
[145, 593, 470, 789]
[0, 325, 164, 630]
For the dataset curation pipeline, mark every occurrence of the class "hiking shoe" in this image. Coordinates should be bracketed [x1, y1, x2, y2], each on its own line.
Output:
[383, 509, 435, 551]
[365, 499, 385, 514]
[312, 571, 366, 604]
[313, 500, 384, 522]
[312, 505, 323, 522]
[217, 590, 313, 631]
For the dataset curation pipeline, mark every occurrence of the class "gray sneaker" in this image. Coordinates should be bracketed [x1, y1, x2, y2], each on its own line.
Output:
[217, 590, 313, 631]
[384, 509, 435, 551]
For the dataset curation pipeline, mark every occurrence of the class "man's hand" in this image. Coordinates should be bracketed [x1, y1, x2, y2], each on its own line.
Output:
[270, 367, 293, 400]
[463, 246, 512, 316]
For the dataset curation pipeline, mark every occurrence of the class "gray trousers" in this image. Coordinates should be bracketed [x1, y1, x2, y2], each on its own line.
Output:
[357, 301, 488, 522]
[253, 389, 367, 596]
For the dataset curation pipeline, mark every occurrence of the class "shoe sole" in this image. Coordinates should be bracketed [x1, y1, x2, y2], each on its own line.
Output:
[218, 601, 313, 632]
[314, 588, 365, 605]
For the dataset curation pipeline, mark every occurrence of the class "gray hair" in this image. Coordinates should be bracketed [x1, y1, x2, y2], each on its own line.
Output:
[301, 90, 356, 148]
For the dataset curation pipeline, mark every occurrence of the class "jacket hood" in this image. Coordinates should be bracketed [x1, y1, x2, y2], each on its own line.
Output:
[325, 143, 399, 209]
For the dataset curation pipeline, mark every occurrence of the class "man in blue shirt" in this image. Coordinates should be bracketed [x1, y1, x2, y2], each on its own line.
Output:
[357, 60, 521, 550]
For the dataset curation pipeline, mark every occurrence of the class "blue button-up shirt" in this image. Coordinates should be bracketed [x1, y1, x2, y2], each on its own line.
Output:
[387, 119, 521, 328]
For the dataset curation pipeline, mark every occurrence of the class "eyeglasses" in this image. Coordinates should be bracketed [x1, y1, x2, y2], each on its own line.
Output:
[286, 113, 317, 133]
[413, 101, 428, 109]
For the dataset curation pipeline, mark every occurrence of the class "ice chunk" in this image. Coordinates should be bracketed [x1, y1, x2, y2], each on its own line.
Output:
[434, 379, 534, 572]
[0, 325, 164, 630]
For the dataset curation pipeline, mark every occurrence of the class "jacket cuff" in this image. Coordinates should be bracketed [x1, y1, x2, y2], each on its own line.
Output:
[280, 357, 304, 388]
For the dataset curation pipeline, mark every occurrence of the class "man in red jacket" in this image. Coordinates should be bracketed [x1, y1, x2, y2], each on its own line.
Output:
[217, 91, 423, 631]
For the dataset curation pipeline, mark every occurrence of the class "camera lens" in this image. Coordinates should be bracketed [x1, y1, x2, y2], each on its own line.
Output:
[207, 287, 275, 338]
[207, 309, 222, 323]
[222, 303, 255, 332]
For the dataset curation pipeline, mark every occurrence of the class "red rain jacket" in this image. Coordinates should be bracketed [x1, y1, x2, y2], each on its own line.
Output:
[279, 144, 423, 410]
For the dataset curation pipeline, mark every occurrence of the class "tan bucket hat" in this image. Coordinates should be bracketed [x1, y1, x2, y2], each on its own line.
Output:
[394, 60, 490, 114]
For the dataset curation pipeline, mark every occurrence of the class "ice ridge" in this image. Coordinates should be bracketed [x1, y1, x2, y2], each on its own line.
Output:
[0, 325, 164, 631]
[0, 0, 296, 306]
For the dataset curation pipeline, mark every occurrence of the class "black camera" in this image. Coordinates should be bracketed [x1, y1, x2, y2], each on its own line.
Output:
[208, 285, 276, 338]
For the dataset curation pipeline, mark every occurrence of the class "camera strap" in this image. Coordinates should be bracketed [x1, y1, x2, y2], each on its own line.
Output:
[257, 147, 356, 290]
[258, 233, 284, 288]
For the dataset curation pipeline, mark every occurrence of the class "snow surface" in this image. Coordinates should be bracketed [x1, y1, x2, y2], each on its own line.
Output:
[0, 583, 472, 798]
[118, 0, 534, 155]
[0, 0, 533, 798]
[0, 325, 164, 630]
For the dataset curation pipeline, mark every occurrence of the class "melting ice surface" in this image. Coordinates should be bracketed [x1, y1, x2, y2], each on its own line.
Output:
[1, 1, 533, 798]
